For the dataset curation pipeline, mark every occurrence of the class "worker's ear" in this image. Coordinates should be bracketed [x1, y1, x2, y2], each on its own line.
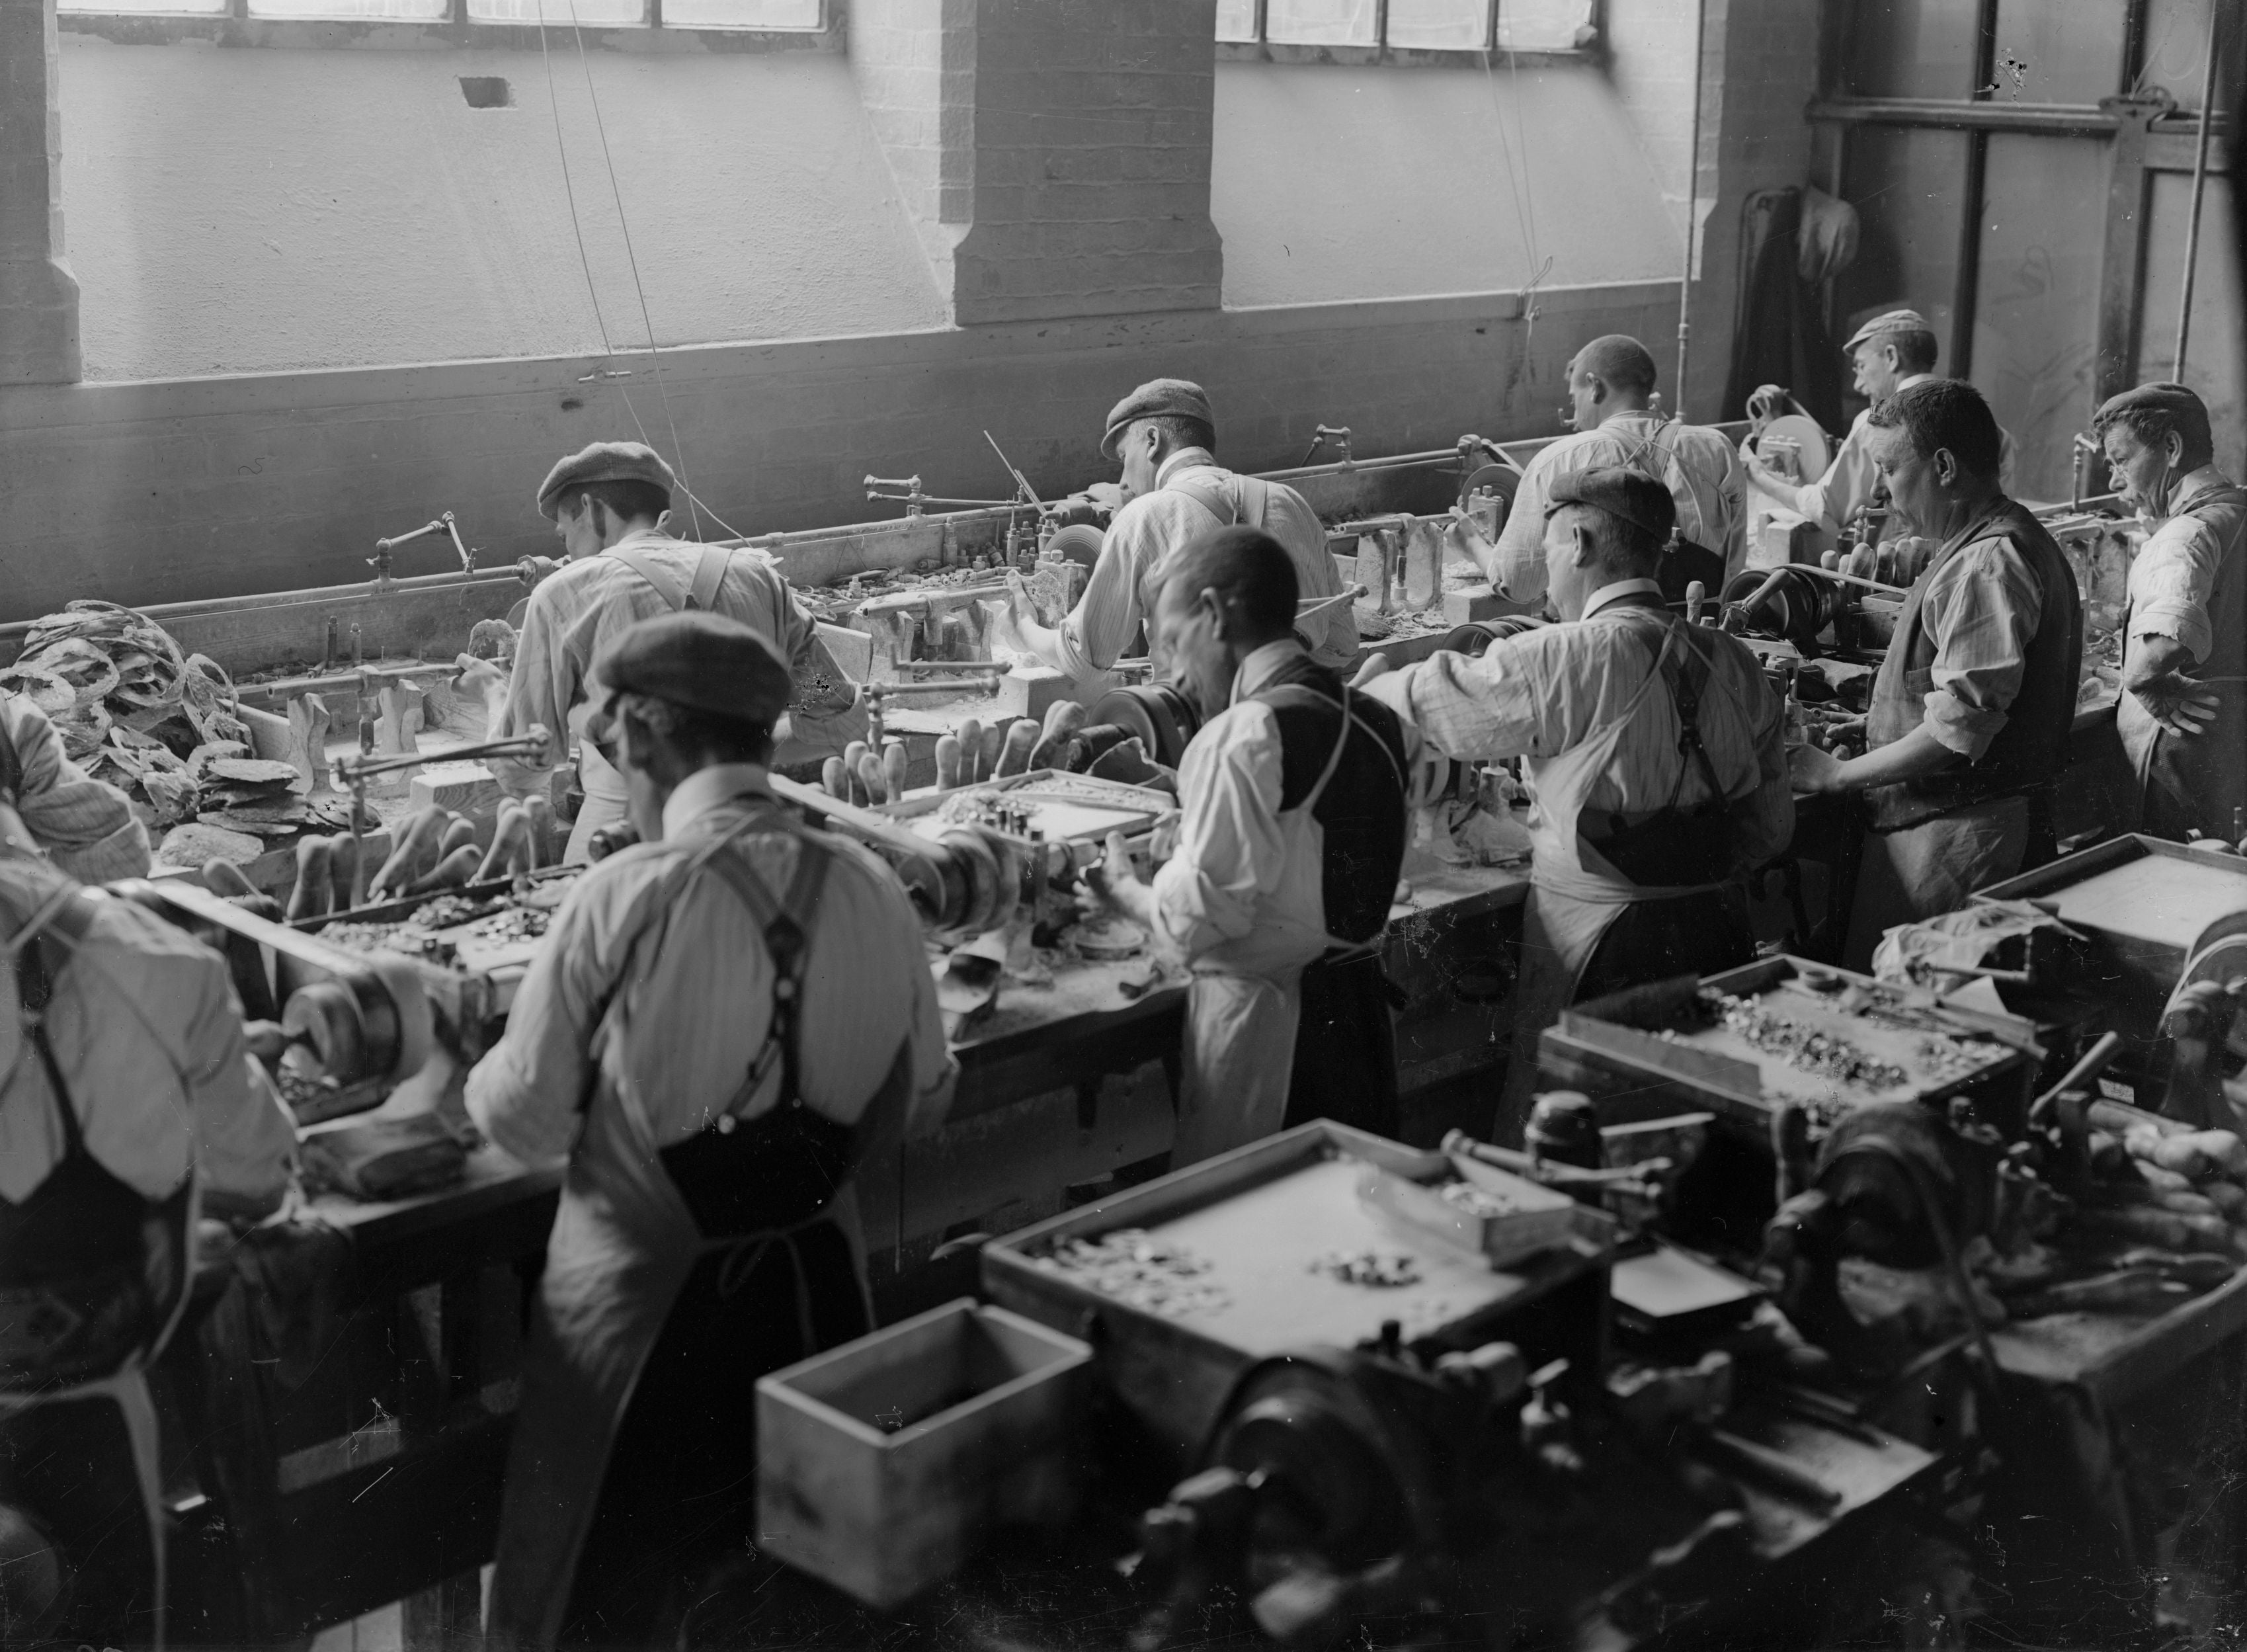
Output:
[1196, 587, 1228, 640]
[1930, 446, 1959, 489]
[1570, 522, 1598, 569]
[1587, 376, 1609, 410]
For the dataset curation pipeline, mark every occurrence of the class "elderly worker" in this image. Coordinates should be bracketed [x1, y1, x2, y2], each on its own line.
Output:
[469, 611, 954, 1649]
[1079, 526, 1410, 1163]
[1006, 379, 1356, 687]
[478, 440, 866, 863]
[1364, 468, 1791, 1141]
[2092, 382, 2247, 841]
[1467, 334, 1745, 602]
[1744, 309, 2015, 549]
[1791, 380, 2081, 968]
[0, 692, 148, 880]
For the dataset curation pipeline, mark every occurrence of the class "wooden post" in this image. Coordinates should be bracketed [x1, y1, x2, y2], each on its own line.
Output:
[2094, 94, 2175, 403]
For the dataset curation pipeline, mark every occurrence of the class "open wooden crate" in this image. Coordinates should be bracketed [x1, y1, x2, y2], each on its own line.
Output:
[981, 1121, 1612, 1462]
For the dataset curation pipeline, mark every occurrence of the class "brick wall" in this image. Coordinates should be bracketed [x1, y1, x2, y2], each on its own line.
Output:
[0, 0, 79, 384]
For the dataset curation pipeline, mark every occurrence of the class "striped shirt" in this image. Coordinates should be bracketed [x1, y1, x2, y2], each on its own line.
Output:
[1904, 530, 2049, 762]
[489, 528, 867, 798]
[467, 765, 956, 1166]
[2127, 466, 2234, 663]
[1053, 450, 1354, 681]
[1496, 412, 1747, 601]
[0, 692, 150, 882]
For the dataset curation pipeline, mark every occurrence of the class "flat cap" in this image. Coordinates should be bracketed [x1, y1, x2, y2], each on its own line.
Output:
[1101, 378, 1214, 459]
[2096, 380, 2207, 423]
[536, 440, 677, 522]
[1546, 466, 1676, 543]
[588, 610, 792, 729]
[1844, 309, 1932, 352]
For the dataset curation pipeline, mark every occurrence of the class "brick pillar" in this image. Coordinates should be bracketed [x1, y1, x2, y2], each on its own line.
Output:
[0, 0, 81, 384]
[852, 0, 1224, 326]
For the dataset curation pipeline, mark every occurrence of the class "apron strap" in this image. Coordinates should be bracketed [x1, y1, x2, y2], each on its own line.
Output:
[685, 811, 831, 1127]
[607, 543, 735, 614]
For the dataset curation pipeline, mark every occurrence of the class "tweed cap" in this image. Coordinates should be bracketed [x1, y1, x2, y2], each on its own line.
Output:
[536, 440, 677, 521]
[587, 610, 792, 729]
[1100, 378, 1215, 459]
[1545, 465, 1677, 543]
[1844, 309, 1933, 352]
[2096, 381, 2207, 425]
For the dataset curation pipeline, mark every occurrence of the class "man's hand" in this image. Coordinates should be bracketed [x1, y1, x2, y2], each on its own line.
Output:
[453, 653, 511, 731]
[1789, 743, 1848, 796]
[1444, 509, 1498, 583]
[2131, 668, 2223, 739]
[1076, 829, 1157, 932]
[1350, 653, 1395, 688]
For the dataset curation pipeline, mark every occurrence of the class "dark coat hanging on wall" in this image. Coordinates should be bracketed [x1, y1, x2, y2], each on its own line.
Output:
[1723, 186, 1849, 433]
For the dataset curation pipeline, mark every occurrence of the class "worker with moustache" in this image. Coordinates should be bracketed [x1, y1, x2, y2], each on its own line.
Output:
[1789, 380, 2081, 968]
[1077, 526, 1410, 1162]
[475, 441, 867, 864]
[1742, 309, 2015, 559]
[1006, 379, 1356, 689]
[1363, 468, 1791, 1141]
[1459, 334, 1745, 600]
[2092, 382, 2247, 841]
[468, 612, 954, 1649]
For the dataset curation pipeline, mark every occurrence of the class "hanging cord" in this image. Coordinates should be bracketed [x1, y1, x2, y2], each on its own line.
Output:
[536, 0, 616, 362]
[1477, 32, 1553, 368]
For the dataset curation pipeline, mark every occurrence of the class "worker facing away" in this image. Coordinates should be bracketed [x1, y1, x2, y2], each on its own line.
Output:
[1006, 378, 1356, 688]
[1789, 379, 2082, 970]
[1363, 467, 1792, 1143]
[2092, 382, 2247, 843]
[468, 611, 954, 1649]
[1077, 525, 1410, 1165]
[1742, 308, 2016, 546]
[0, 692, 149, 882]
[476, 440, 868, 864]
[1464, 333, 1744, 600]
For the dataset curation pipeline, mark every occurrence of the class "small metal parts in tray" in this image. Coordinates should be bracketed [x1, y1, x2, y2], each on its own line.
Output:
[1307, 1247, 1423, 1288]
[318, 920, 458, 966]
[1036, 1228, 1233, 1319]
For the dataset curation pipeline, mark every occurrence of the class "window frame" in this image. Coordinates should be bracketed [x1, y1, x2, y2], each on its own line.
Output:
[1215, 0, 1598, 65]
[55, 0, 833, 51]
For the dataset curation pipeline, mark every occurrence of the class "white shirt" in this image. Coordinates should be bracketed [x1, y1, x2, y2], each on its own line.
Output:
[1054, 451, 1354, 680]
[1149, 640, 1335, 980]
[1785, 374, 2018, 530]
[1495, 412, 1748, 602]
[468, 768, 956, 1165]
[2128, 466, 2233, 665]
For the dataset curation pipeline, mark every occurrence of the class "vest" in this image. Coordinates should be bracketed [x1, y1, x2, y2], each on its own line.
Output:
[1246, 653, 1410, 946]
[1863, 499, 2083, 831]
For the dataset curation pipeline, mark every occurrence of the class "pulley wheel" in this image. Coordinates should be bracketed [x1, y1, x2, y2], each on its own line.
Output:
[1457, 461, 1520, 531]
[1211, 1366, 1414, 1571]
[282, 979, 368, 1085]
[366, 954, 434, 1084]
[1749, 413, 1832, 483]
[1043, 522, 1104, 571]
[1088, 681, 1200, 770]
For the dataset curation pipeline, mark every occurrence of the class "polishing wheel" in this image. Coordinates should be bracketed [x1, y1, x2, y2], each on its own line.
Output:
[1043, 522, 1104, 571]
[1089, 681, 1200, 770]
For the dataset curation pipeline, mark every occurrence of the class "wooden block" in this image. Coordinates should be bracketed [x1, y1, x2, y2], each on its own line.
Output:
[993, 666, 1073, 723]
[288, 694, 334, 794]
[409, 763, 505, 829]
[1441, 584, 1510, 623]
[1401, 519, 1443, 610]
[1354, 532, 1391, 612]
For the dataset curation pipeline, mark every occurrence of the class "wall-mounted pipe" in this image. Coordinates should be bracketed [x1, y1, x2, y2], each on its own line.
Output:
[2171, 1, 2223, 380]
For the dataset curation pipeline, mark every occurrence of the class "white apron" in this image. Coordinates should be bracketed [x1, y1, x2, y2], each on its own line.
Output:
[1172, 693, 1358, 1167]
[483, 811, 911, 1650]
[563, 729, 629, 864]
[1497, 617, 1732, 1136]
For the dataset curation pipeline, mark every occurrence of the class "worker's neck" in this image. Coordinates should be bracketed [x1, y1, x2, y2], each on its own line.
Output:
[600, 516, 663, 551]
[1912, 481, 2007, 542]
[1600, 397, 1654, 422]
[657, 758, 772, 841]
[1227, 632, 1304, 701]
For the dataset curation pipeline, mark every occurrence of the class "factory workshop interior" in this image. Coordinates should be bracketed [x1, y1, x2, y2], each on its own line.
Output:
[17, 0, 2247, 1647]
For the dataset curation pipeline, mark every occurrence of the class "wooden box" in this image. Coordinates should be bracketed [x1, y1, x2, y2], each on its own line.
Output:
[755, 1298, 1092, 1610]
[982, 1122, 1612, 1462]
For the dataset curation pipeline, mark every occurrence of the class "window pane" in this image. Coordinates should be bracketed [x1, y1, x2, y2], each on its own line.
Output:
[469, 0, 643, 23]
[1972, 135, 2107, 503]
[1834, 126, 1971, 369]
[1387, 0, 1487, 50]
[662, 0, 816, 26]
[58, 0, 227, 15]
[1839, 0, 1979, 99]
[1215, 0, 1258, 42]
[1993, 0, 2127, 103]
[1266, 0, 1374, 46]
[2139, 0, 2232, 114]
[2138, 172, 2244, 472]
[249, 0, 445, 18]
[1494, 0, 1588, 52]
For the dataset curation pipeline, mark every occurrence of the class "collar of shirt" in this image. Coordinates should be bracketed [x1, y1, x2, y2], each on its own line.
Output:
[1581, 578, 1666, 620]
[1598, 408, 1664, 431]
[2168, 465, 2226, 512]
[1156, 448, 1221, 487]
[603, 524, 676, 556]
[659, 762, 772, 841]
[1229, 638, 1308, 706]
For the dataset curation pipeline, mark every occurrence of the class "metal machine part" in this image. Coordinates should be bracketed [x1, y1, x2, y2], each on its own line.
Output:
[1088, 681, 1200, 770]
[370, 511, 479, 581]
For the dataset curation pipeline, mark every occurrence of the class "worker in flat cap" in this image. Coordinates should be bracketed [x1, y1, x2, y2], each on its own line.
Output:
[1742, 309, 2014, 566]
[1004, 378, 1356, 690]
[1790, 380, 2081, 967]
[2092, 382, 2247, 840]
[470, 609, 954, 1649]
[1469, 333, 1746, 602]
[1362, 467, 1791, 1142]
[465, 440, 868, 863]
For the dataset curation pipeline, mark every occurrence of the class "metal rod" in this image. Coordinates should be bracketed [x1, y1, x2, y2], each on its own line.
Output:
[1674, 0, 1708, 419]
[2172, 0, 2222, 379]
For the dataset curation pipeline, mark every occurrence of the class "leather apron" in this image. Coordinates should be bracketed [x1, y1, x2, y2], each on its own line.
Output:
[2117, 479, 2247, 840]
[483, 807, 911, 1650]
[1498, 613, 1736, 1132]
[1173, 691, 1360, 1167]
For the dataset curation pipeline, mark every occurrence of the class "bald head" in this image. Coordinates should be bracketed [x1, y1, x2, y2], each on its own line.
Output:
[1566, 335, 1658, 430]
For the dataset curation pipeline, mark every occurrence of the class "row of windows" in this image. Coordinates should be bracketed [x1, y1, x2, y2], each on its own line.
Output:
[57, 0, 813, 26]
[1217, 0, 1592, 53]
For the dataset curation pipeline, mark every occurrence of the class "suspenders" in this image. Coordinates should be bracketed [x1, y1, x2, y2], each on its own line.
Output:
[606, 543, 732, 614]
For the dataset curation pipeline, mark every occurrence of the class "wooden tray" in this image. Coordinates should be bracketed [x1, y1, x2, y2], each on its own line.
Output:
[883, 768, 1172, 848]
[981, 1122, 1612, 1460]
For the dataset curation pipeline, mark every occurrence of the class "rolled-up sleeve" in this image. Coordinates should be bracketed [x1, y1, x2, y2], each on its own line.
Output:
[1149, 706, 1287, 961]
[1791, 412, 1875, 531]
[1361, 641, 1547, 763]
[4, 696, 150, 881]
[1496, 451, 1556, 602]
[1920, 539, 2045, 761]
[1057, 501, 1170, 679]
[2129, 515, 2222, 664]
